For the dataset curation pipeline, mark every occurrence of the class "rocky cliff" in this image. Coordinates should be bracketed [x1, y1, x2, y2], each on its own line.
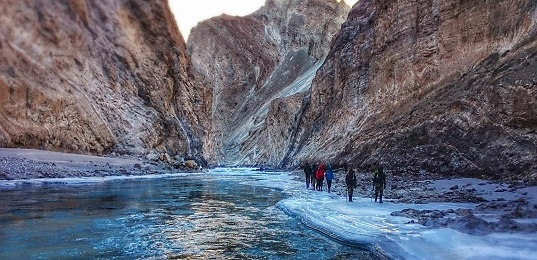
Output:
[188, 0, 350, 165]
[2, 0, 534, 180]
[0, 0, 214, 165]
[285, 0, 537, 182]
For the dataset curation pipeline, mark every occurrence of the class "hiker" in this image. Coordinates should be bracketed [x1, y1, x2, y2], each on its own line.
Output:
[310, 164, 317, 190]
[325, 164, 335, 193]
[315, 164, 325, 191]
[345, 168, 357, 202]
[303, 162, 313, 189]
[372, 163, 386, 203]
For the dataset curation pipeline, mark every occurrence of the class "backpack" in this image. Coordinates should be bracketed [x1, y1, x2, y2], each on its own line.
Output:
[346, 172, 355, 186]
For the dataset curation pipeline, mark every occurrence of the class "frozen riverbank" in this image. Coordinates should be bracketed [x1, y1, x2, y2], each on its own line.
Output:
[0, 148, 195, 181]
[270, 170, 537, 259]
[278, 192, 537, 259]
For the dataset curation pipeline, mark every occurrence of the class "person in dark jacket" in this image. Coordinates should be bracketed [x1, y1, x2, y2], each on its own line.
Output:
[346, 169, 357, 202]
[325, 165, 335, 193]
[315, 164, 325, 191]
[373, 164, 386, 203]
[303, 162, 313, 189]
[310, 164, 317, 190]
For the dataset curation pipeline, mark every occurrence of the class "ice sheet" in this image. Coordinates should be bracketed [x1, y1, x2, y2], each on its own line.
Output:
[259, 171, 537, 259]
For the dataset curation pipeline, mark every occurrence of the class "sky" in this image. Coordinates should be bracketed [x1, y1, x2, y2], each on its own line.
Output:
[169, 0, 360, 39]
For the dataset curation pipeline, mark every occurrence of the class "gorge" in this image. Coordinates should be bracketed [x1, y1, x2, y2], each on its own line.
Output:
[188, 0, 351, 166]
[1, 0, 537, 258]
[1, 0, 536, 182]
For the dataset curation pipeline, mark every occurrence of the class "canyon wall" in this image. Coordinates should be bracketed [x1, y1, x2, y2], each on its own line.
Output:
[2, 0, 534, 180]
[286, 0, 537, 181]
[0, 0, 214, 165]
[188, 0, 350, 165]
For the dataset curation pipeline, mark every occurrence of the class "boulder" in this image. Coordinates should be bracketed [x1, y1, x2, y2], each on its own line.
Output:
[160, 153, 172, 164]
[174, 155, 185, 164]
[185, 160, 198, 169]
[146, 152, 159, 162]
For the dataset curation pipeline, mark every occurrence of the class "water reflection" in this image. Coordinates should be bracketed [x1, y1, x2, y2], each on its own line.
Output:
[0, 172, 373, 259]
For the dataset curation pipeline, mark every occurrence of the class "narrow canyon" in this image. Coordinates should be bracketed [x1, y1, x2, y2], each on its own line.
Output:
[1, 0, 536, 182]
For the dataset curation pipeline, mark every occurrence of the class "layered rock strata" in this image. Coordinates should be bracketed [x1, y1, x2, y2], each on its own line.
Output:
[0, 0, 214, 165]
[286, 0, 537, 181]
[188, 0, 350, 165]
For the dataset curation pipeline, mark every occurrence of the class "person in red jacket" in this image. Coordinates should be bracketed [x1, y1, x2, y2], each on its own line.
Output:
[315, 164, 325, 191]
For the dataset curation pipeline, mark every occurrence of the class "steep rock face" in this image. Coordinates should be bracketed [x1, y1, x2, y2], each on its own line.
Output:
[287, 0, 537, 181]
[188, 0, 349, 165]
[241, 92, 305, 165]
[0, 0, 214, 164]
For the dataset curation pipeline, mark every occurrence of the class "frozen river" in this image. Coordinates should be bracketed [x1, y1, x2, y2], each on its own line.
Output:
[3, 167, 536, 259]
[0, 168, 372, 259]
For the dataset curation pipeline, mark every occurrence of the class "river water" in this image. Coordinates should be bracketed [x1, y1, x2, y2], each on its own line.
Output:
[0, 169, 373, 259]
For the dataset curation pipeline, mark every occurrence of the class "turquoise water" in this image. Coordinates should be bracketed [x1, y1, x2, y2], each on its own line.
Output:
[0, 170, 372, 259]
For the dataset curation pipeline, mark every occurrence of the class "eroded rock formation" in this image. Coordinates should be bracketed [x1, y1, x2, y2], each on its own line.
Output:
[2, 0, 535, 181]
[188, 0, 350, 165]
[286, 0, 537, 181]
[0, 0, 214, 165]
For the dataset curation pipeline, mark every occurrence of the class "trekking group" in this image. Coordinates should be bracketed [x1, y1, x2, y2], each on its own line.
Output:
[302, 162, 386, 203]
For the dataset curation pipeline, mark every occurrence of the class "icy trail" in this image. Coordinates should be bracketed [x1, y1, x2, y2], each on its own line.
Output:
[248, 169, 537, 259]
